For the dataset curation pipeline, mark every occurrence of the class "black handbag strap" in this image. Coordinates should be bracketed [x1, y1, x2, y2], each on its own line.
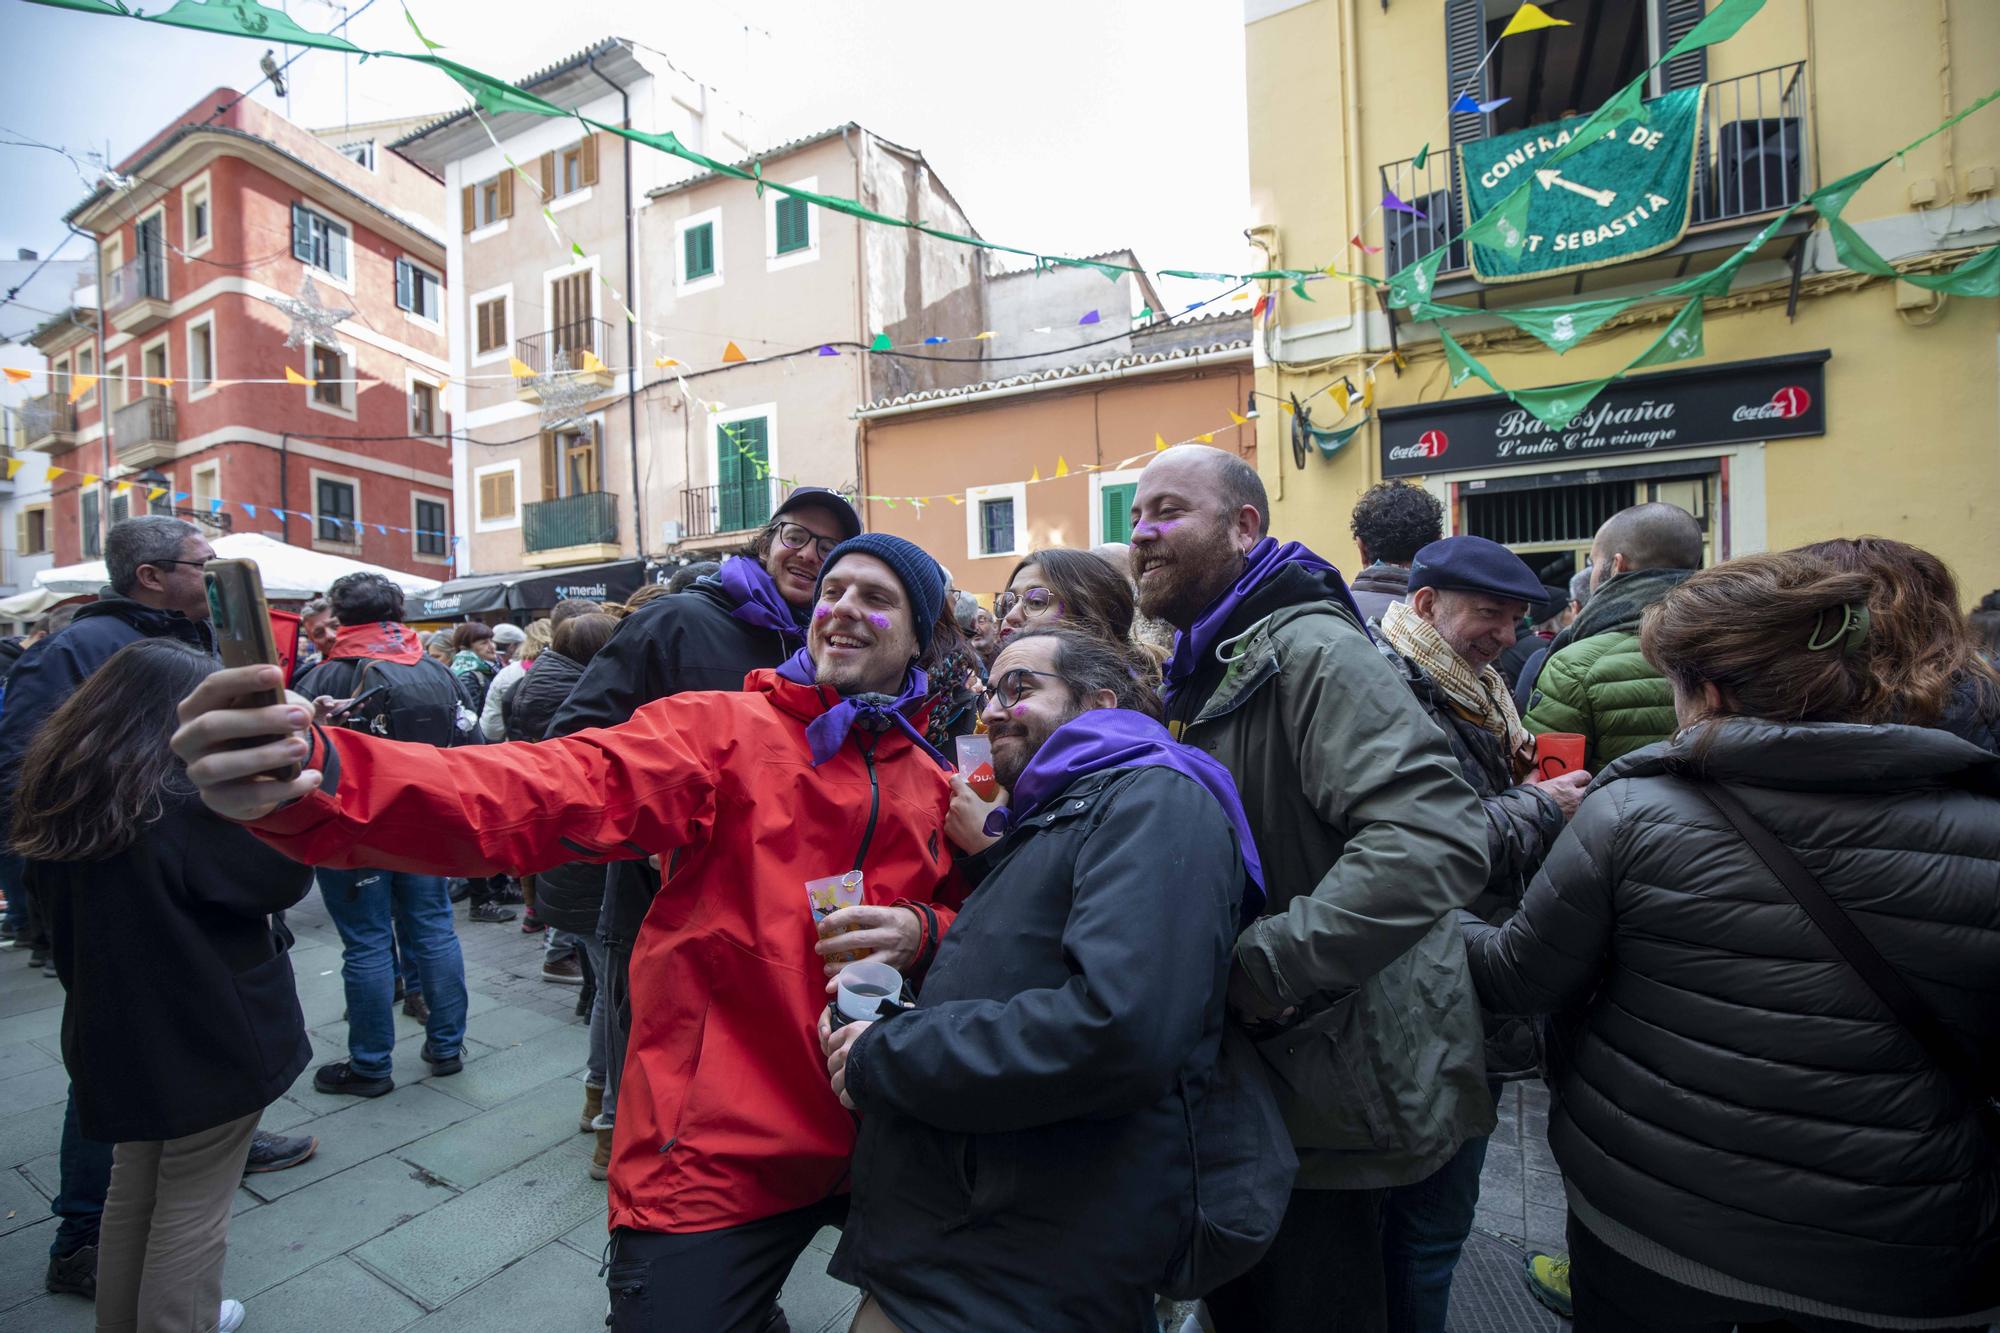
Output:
[1698, 781, 1999, 1119]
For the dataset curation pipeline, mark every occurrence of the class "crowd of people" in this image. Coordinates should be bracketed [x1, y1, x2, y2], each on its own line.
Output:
[0, 446, 1995, 1332]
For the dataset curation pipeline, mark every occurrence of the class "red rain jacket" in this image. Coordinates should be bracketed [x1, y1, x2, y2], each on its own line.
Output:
[253, 668, 965, 1233]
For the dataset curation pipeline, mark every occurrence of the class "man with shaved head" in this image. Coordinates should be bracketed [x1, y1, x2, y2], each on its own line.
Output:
[1128, 445, 1491, 1332]
[1522, 501, 1705, 771]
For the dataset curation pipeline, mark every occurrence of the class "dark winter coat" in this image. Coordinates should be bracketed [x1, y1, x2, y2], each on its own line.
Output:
[1495, 628, 1553, 690]
[831, 767, 1242, 1332]
[1347, 561, 1409, 625]
[511, 650, 604, 934]
[546, 577, 801, 944]
[506, 650, 586, 745]
[38, 796, 313, 1142]
[1938, 672, 2000, 754]
[0, 636, 28, 683]
[1463, 720, 2000, 1324]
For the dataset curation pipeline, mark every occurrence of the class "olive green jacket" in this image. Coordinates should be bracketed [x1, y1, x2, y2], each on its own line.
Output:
[1521, 628, 1675, 770]
[1180, 596, 1495, 1189]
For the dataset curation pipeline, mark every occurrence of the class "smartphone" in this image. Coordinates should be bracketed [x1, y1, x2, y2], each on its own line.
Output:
[203, 558, 302, 781]
[326, 682, 389, 719]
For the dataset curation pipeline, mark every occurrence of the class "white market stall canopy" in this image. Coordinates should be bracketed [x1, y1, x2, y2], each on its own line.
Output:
[33, 532, 443, 602]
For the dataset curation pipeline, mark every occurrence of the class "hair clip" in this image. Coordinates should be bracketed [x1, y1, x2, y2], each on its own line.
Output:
[1806, 602, 1870, 654]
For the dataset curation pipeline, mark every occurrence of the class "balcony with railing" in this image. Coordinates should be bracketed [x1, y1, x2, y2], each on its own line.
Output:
[679, 480, 792, 544]
[113, 395, 178, 468]
[1377, 63, 1810, 293]
[107, 255, 171, 336]
[521, 490, 621, 566]
[20, 394, 77, 452]
[515, 318, 618, 403]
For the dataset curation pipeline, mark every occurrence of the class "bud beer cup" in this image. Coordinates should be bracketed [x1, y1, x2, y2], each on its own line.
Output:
[956, 734, 997, 801]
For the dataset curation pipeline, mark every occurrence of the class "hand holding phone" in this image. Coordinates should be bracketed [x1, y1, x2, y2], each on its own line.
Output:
[203, 560, 301, 781]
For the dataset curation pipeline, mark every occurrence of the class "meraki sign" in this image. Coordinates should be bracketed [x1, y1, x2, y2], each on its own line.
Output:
[1461, 87, 1705, 282]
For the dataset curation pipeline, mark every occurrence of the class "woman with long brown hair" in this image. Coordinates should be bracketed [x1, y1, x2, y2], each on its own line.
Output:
[996, 546, 1140, 649]
[1460, 548, 2000, 1332]
[13, 638, 312, 1333]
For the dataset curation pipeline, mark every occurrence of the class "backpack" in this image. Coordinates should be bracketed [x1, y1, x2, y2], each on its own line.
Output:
[1161, 1024, 1299, 1300]
[340, 657, 460, 748]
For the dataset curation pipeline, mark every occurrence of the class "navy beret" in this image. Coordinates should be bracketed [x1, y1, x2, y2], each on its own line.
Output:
[1407, 536, 1545, 605]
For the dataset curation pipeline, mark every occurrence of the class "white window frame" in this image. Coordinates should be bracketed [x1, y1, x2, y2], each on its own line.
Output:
[1087, 467, 1147, 546]
[675, 206, 724, 296]
[473, 458, 523, 532]
[469, 283, 514, 367]
[191, 460, 221, 515]
[100, 236, 123, 306]
[765, 177, 820, 273]
[135, 204, 171, 303]
[292, 201, 356, 294]
[304, 340, 357, 420]
[470, 175, 508, 242]
[310, 466, 364, 553]
[708, 403, 779, 520]
[965, 481, 1027, 562]
[102, 355, 129, 413]
[182, 170, 213, 257]
[405, 369, 444, 438]
[395, 255, 444, 328]
[137, 333, 171, 397]
[185, 313, 218, 400]
[338, 140, 377, 171]
[75, 345, 97, 409]
[411, 492, 451, 565]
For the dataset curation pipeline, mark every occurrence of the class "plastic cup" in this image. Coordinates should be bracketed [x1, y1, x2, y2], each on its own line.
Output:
[835, 960, 903, 1024]
[956, 734, 998, 801]
[1535, 733, 1587, 780]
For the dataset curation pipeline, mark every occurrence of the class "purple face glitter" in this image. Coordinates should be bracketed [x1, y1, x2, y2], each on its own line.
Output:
[1133, 519, 1181, 541]
[812, 604, 834, 621]
[865, 613, 891, 630]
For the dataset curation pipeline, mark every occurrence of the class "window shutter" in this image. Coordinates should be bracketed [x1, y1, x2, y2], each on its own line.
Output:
[1658, 0, 1707, 90]
[776, 197, 809, 254]
[461, 185, 475, 233]
[1444, 0, 1490, 147]
[539, 152, 556, 200]
[540, 432, 559, 502]
[581, 133, 600, 188]
[13, 512, 23, 557]
[291, 202, 313, 262]
[395, 258, 413, 311]
[497, 170, 515, 219]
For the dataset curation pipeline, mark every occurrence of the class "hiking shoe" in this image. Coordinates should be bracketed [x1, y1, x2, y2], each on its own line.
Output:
[447, 878, 473, 903]
[420, 1042, 463, 1077]
[243, 1130, 317, 1174]
[541, 956, 584, 985]
[402, 992, 431, 1023]
[1525, 1251, 1573, 1318]
[219, 1297, 246, 1332]
[45, 1243, 96, 1298]
[468, 902, 516, 924]
[580, 1083, 604, 1133]
[313, 1061, 393, 1098]
[589, 1126, 612, 1181]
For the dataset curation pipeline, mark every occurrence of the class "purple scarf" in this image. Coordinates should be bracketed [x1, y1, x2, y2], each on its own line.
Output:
[984, 709, 1265, 923]
[775, 647, 949, 769]
[719, 556, 806, 645]
[1162, 537, 1363, 704]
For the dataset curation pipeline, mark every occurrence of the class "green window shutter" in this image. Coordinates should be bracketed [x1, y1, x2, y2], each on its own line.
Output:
[775, 197, 810, 255]
[1100, 483, 1136, 545]
[684, 223, 714, 279]
[717, 417, 771, 531]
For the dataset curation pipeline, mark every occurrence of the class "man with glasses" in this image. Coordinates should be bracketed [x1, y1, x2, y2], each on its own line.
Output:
[543, 486, 864, 1207]
[0, 515, 317, 1303]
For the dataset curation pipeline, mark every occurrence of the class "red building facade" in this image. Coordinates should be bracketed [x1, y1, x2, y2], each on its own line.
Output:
[33, 90, 452, 576]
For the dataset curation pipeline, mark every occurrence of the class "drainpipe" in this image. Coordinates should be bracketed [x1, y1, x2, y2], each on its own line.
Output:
[67, 223, 112, 553]
[587, 52, 646, 560]
[279, 433, 290, 544]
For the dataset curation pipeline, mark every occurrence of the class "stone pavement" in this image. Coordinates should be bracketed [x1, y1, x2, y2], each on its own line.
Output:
[0, 884, 1564, 1332]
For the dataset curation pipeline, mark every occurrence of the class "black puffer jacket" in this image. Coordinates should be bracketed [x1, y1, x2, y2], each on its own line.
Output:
[506, 650, 586, 745]
[831, 767, 1243, 1332]
[508, 650, 604, 934]
[1464, 720, 2000, 1324]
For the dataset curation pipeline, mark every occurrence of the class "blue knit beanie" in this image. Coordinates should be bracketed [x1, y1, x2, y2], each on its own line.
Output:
[816, 533, 947, 653]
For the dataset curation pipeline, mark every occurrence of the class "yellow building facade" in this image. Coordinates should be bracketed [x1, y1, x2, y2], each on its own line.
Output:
[1243, 0, 2000, 598]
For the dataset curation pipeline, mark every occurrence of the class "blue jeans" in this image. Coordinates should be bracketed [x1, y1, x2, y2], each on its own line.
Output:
[52, 1090, 114, 1257]
[0, 851, 26, 934]
[1380, 1082, 1502, 1333]
[317, 869, 468, 1079]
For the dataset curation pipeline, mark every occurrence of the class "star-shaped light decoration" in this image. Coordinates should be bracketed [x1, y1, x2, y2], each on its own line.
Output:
[532, 352, 598, 431]
[266, 276, 355, 352]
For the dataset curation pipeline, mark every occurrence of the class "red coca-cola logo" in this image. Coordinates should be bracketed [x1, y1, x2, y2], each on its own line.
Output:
[1385, 429, 1450, 463]
[1731, 385, 1812, 423]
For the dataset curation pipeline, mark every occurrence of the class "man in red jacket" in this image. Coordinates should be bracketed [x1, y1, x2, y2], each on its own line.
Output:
[171, 533, 964, 1333]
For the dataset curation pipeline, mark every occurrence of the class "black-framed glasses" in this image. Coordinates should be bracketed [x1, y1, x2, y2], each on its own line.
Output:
[995, 586, 1058, 620]
[773, 521, 839, 560]
[150, 558, 211, 571]
[987, 667, 1071, 710]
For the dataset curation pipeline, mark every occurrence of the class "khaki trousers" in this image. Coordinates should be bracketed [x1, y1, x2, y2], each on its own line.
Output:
[94, 1109, 261, 1333]
[850, 1295, 906, 1332]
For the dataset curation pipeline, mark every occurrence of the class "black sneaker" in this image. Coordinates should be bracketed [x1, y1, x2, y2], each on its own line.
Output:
[28, 946, 48, 967]
[468, 902, 516, 924]
[491, 880, 525, 905]
[420, 1042, 463, 1076]
[45, 1243, 96, 1298]
[313, 1060, 393, 1098]
[447, 878, 473, 903]
[243, 1130, 318, 1174]
[403, 992, 431, 1023]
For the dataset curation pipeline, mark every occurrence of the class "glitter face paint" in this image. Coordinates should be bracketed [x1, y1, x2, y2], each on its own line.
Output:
[811, 605, 833, 621]
[865, 613, 891, 629]
[1132, 519, 1181, 541]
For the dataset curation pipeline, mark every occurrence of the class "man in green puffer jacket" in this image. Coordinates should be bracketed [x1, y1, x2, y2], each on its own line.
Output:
[1522, 503, 1704, 770]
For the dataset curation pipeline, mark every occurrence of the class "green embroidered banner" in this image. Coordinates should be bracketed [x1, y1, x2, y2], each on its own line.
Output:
[1460, 86, 1705, 282]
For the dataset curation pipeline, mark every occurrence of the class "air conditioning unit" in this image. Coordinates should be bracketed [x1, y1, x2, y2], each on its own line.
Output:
[661, 519, 685, 545]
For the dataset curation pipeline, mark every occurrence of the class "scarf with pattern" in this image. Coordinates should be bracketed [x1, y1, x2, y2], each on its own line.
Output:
[1381, 599, 1530, 766]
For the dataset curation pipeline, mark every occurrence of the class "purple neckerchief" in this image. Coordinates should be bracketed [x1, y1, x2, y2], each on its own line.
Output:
[775, 647, 949, 770]
[983, 709, 1265, 924]
[719, 556, 805, 645]
[1162, 537, 1362, 704]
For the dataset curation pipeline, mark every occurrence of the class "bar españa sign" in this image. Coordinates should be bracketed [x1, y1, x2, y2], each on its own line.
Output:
[1378, 351, 1828, 479]
[1460, 86, 1705, 282]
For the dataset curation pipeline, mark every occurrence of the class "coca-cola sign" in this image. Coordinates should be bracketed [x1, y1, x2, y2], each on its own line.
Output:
[1379, 351, 1827, 478]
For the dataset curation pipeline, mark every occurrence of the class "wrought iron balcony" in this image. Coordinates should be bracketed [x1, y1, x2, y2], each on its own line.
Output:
[113, 395, 178, 468]
[1377, 62, 1810, 283]
[523, 490, 619, 556]
[107, 256, 171, 335]
[680, 481, 789, 542]
[515, 319, 618, 405]
[20, 393, 77, 452]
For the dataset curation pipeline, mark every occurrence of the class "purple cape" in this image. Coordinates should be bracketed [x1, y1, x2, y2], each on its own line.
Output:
[775, 647, 948, 769]
[719, 556, 806, 646]
[1161, 536, 1364, 706]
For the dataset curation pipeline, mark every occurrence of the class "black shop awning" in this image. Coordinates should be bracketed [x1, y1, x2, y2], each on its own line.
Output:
[413, 559, 648, 620]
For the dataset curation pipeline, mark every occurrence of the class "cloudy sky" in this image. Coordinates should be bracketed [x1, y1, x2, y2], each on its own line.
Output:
[0, 0, 1255, 324]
